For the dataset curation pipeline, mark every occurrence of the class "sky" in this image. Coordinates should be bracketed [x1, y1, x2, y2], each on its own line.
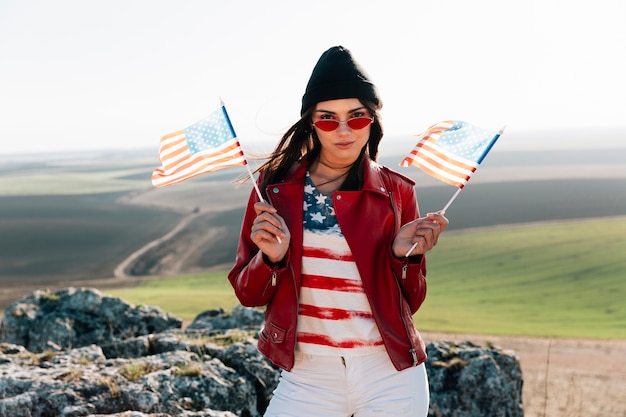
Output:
[1, 0, 625, 156]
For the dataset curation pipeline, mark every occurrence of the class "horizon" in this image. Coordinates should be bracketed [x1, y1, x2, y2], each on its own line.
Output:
[1, 127, 625, 162]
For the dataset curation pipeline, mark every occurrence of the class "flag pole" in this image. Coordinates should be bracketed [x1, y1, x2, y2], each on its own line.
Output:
[220, 98, 281, 243]
[245, 164, 266, 203]
[404, 125, 506, 257]
[220, 98, 265, 202]
[441, 188, 462, 213]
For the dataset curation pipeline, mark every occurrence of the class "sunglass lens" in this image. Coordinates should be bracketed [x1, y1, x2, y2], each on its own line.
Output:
[314, 120, 339, 131]
[347, 117, 372, 130]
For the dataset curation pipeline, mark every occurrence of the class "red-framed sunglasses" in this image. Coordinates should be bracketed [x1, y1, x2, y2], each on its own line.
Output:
[313, 117, 374, 132]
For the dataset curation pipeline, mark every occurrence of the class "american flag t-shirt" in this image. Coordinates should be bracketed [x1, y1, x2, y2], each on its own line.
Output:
[296, 173, 384, 355]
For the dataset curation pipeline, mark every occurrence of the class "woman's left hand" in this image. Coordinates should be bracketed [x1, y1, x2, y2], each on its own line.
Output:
[393, 211, 449, 257]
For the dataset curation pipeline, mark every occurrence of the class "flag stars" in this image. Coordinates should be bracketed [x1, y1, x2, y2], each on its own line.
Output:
[434, 121, 496, 161]
[184, 110, 235, 155]
[304, 183, 315, 194]
[303, 172, 338, 230]
[310, 212, 326, 223]
[315, 194, 327, 205]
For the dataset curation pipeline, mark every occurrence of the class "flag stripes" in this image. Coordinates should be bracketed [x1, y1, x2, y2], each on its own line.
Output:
[302, 245, 355, 262]
[297, 331, 385, 349]
[299, 304, 374, 320]
[301, 274, 365, 293]
[402, 139, 478, 188]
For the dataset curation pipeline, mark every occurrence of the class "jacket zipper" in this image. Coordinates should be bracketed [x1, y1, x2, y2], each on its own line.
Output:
[388, 186, 418, 367]
[397, 279, 419, 367]
[262, 269, 278, 296]
[265, 191, 280, 290]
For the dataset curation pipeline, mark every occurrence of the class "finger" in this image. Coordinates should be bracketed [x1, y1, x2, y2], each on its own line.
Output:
[253, 201, 278, 216]
[427, 212, 449, 231]
[254, 212, 284, 233]
[251, 228, 281, 243]
[414, 222, 440, 250]
[252, 219, 284, 240]
[410, 236, 429, 254]
[416, 222, 438, 237]
[423, 223, 440, 246]
[416, 229, 434, 249]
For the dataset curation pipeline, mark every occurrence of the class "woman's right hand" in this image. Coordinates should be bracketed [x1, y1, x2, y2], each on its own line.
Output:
[250, 201, 290, 263]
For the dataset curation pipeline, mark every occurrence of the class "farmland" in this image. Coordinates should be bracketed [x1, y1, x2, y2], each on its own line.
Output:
[1, 147, 625, 291]
[0, 192, 181, 285]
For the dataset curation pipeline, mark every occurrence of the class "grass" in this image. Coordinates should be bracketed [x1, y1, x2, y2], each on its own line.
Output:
[416, 217, 626, 338]
[108, 271, 239, 319]
[0, 166, 152, 196]
[108, 217, 626, 339]
[119, 361, 159, 381]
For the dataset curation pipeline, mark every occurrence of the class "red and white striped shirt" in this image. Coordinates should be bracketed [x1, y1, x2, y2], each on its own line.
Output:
[296, 173, 384, 356]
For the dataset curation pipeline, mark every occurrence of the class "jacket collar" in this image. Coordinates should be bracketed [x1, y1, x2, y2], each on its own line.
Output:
[283, 157, 388, 196]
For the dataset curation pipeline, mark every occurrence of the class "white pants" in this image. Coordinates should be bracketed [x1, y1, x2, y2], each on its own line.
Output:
[264, 350, 429, 417]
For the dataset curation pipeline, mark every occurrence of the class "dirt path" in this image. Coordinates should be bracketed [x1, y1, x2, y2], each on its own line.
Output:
[422, 331, 626, 417]
[113, 211, 202, 278]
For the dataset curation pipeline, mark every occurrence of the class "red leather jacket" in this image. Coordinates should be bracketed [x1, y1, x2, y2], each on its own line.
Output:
[228, 158, 428, 371]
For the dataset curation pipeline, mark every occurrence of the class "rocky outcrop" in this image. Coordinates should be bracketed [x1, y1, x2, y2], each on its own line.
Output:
[427, 341, 523, 417]
[0, 287, 524, 417]
[0, 287, 182, 353]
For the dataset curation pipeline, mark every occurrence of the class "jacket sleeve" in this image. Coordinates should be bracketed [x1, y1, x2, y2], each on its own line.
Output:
[227, 183, 289, 307]
[388, 175, 428, 314]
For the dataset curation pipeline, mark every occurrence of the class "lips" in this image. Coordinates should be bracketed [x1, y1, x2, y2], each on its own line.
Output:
[335, 141, 354, 148]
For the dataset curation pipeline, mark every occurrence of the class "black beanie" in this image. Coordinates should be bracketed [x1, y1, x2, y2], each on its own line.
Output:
[301, 46, 380, 115]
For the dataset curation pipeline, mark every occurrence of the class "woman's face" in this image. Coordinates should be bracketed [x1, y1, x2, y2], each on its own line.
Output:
[312, 98, 371, 167]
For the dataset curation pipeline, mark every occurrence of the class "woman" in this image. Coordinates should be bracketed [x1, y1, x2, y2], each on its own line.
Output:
[228, 46, 448, 417]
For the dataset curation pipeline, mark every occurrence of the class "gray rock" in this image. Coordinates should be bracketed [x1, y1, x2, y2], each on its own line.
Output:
[186, 306, 265, 333]
[426, 341, 524, 417]
[0, 287, 182, 352]
[0, 340, 261, 416]
[0, 288, 524, 417]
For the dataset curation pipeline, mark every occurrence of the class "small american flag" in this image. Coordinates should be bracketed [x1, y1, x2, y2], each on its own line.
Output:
[400, 120, 501, 188]
[151, 106, 247, 187]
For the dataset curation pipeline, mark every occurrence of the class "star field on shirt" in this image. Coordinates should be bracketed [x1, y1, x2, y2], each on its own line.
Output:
[151, 106, 247, 187]
[400, 120, 499, 188]
[303, 172, 341, 233]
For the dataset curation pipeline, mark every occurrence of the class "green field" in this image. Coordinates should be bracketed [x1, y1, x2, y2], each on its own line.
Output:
[108, 216, 626, 339]
[416, 217, 626, 338]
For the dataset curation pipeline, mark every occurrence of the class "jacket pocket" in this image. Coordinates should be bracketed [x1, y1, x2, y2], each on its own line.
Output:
[261, 322, 286, 344]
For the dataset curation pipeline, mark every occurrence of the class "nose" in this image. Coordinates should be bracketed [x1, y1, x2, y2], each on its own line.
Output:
[336, 120, 352, 135]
